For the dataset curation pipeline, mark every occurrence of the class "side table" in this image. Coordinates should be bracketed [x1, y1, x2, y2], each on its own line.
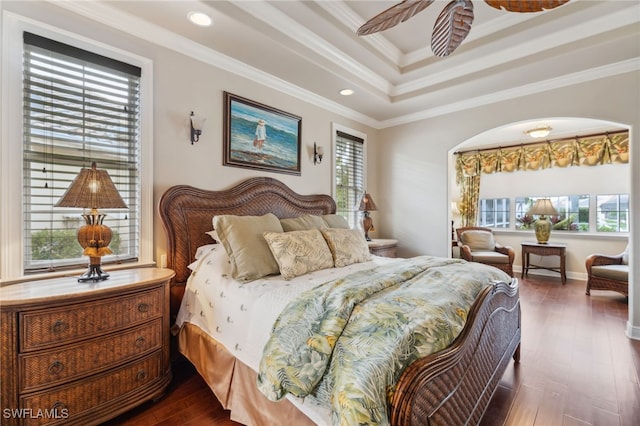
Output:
[0, 268, 174, 425]
[368, 239, 398, 258]
[521, 241, 567, 284]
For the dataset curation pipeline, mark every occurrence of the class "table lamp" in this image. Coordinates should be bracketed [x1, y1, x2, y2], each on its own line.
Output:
[358, 192, 378, 241]
[528, 198, 558, 244]
[55, 162, 128, 282]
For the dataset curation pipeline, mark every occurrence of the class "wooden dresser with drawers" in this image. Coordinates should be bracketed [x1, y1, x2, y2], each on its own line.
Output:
[0, 268, 174, 425]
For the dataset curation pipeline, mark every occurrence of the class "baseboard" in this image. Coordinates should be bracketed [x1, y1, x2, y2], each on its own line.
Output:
[626, 321, 640, 341]
[513, 265, 587, 281]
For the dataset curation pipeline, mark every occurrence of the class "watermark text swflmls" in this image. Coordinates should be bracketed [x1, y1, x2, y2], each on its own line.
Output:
[2, 408, 69, 419]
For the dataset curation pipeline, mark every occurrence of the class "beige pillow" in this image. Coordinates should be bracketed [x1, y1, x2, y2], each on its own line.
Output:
[213, 213, 283, 281]
[321, 214, 350, 229]
[460, 230, 495, 251]
[321, 228, 371, 268]
[280, 215, 327, 232]
[263, 229, 334, 280]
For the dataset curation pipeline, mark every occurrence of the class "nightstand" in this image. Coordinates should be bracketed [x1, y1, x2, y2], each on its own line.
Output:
[521, 241, 567, 284]
[0, 268, 174, 426]
[368, 239, 398, 258]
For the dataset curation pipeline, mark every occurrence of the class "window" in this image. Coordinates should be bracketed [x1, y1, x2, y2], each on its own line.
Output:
[478, 198, 510, 228]
[22, 32, 141, 274]
[597, 194, 629, 232]
[515, 195, 589, 231]
[334, 128, 365, 229]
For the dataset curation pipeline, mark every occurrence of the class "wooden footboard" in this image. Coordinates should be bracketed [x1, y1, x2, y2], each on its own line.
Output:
[391, 279, 520, 426]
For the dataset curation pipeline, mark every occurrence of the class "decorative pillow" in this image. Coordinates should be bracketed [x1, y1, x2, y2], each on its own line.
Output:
[321, 228, 371, 268]
[213, 213, 283, 281]
[460, 230, 495, 251]
[189, 244, 231, 273]
[622, 245, 629, 265]
[263, 229, 334, 280]
[321, 214, 350, 229]
[205, 230, 219, 242]
[280, 215, 327, 232]
[195, 244, 218, 261]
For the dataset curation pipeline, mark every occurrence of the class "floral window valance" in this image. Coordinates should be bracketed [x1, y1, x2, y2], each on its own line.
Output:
[456, 130, 629, 183]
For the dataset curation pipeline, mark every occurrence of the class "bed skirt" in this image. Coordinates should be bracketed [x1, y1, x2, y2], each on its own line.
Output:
[177, 323, 316, 426]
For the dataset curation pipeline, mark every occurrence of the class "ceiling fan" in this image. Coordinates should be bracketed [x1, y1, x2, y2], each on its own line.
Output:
[357, 0, 571, 57]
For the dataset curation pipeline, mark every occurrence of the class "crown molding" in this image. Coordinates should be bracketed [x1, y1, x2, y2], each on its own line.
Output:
[381, 58, 640, 129]
[232, 0, 392, 93]
[46, 1, 640, 130]
[393, 4, 640, 97]
[51, 0, 379, 128]
[315, 0, 403, 67]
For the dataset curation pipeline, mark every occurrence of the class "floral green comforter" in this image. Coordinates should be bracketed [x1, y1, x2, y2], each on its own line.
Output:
[257, 256, 511, 425]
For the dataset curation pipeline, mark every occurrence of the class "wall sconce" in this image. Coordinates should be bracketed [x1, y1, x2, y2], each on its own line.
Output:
[190, 111, 205, 144]
[313, 142, 324, 165]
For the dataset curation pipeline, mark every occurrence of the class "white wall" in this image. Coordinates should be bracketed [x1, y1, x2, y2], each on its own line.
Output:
[150, 50, 381, 259]
[377, 72, 639, 337]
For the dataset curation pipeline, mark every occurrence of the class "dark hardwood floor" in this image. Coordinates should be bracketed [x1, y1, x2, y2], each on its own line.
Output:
[104, 275, 640, 426]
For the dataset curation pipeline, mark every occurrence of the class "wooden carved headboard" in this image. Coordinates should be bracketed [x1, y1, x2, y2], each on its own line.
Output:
[159, 177, 336, 313]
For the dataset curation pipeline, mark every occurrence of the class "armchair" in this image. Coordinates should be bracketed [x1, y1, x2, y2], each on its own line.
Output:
[585, 245, 628, 296]
[456, 227, 515, 277]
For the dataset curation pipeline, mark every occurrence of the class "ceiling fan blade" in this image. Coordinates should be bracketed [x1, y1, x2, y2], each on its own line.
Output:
[432, 0, 474, 57]
[484, 0, 571, 13]
[357, 0, 435, 36]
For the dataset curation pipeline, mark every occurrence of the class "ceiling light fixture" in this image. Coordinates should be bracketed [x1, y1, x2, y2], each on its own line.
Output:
[339, 89, 354, 96]
[188, 11, 212, 27]
[525, 126, 552, 138]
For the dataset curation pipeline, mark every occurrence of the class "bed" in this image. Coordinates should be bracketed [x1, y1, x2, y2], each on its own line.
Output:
[159, 176, 521, 426]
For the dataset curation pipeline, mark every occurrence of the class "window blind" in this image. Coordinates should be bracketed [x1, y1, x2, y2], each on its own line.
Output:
[335, 131, 364, 229]
[23, 32, 141, 273]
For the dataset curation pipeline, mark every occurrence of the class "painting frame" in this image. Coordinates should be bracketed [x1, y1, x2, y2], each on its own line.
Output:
[223, 92, 302, 175]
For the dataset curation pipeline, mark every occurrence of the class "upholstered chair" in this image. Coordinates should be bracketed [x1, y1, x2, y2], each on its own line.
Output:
[585, 245, 629, 296]
[455, 227, 515, 277]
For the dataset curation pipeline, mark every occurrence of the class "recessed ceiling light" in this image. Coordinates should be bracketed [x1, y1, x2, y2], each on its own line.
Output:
[339, 89, 354, 96]
[524, 126, 551, 138]
[188, 11, 212, 27]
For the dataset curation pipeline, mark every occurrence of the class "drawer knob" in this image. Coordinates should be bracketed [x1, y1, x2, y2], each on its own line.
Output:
[137, 303, 150, 313]
[51, 320, 67, 334]
[136, 370, 147, 381]
[135, 337, 146, 348]
[51, 401, 67, 414]
[48, 360, 64, 375]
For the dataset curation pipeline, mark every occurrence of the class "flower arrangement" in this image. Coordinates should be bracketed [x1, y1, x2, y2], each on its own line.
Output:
[516, 214, 534, 229]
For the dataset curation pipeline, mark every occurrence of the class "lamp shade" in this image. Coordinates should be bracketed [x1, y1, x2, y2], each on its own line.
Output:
[528, 198, 558, 217]
[55, 162, 127, 209]
[358, 193, 378, 211]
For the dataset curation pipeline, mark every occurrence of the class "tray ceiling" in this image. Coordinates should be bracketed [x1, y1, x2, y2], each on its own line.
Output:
[58, 1, 639, 134]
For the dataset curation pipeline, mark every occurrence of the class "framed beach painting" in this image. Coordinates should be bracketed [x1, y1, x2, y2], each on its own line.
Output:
[223, 92, 301, 175]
